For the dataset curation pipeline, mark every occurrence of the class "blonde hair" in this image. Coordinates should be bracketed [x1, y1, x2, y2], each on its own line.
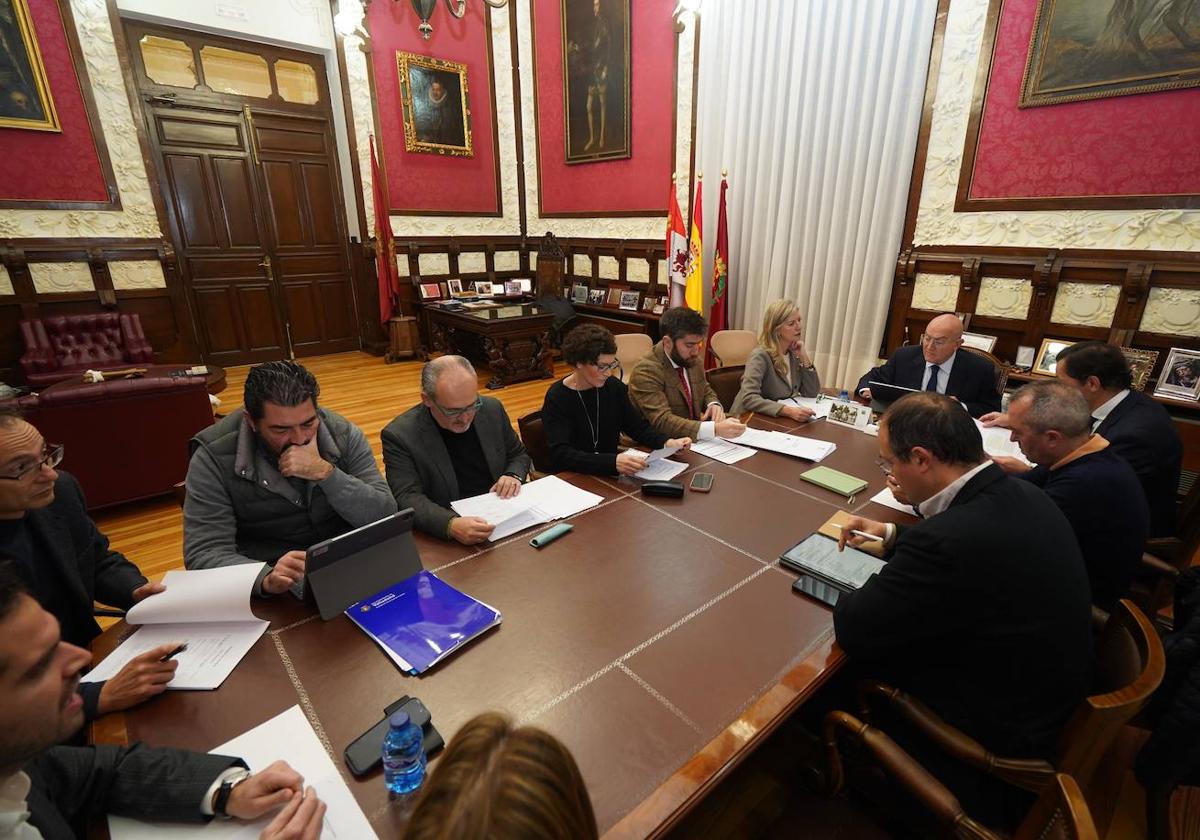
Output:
[757, 299, 801, 378]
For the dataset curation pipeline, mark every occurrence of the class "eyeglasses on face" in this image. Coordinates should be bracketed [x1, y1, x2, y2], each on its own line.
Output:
[874, 455, 894, 476]
[920, 334, 952, 348]
[434, 396, 483, 419]
[0, 443, 64, 481]
[593, 360, 621, 374]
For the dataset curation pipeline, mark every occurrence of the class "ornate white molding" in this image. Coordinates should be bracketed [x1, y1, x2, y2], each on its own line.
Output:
[1139, 287, 1200, 337]
[0, 266, 12, 296]
[457, 252, 487, 274]
[598, 255, 620, 280]
[493, 251, 520, 271]
[911, 272, 960, 312]
[110, 259, 165, 290]
[30, 262, 94, 294]
[976, 276, 1031, 319]
[419, 253, 450, 275]
[1049, 282, 1120, 327]
[911, 0, 1200, 251]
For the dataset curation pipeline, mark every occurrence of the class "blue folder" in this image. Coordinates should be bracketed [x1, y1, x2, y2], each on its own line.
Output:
[345, 571, 501, 675]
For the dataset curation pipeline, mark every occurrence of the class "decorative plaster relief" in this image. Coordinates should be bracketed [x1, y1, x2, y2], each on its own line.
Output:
[1139, 287, 1200, 337]
[494, 251, 520, 272]
[599, 255, 620, 280]
[911, 0, 1200, 251]
[30, 262, 94, 294]
[109, 260, 165, 289]
[1049, 283, 1120, 327]
[626, 260, 650, 284]
[911, 272, 960, 312]
[0, 0, 161, 240]
[975, 276, 1031, 319]
[0, 266, 12, 296]
[458, 252, 486, 274]
[419, 253, 450, 275]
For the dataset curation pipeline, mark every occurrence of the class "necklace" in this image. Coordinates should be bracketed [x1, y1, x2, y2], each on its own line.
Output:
[574, 384, 601, 453]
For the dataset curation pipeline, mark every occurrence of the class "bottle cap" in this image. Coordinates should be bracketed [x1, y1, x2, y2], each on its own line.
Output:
[389, 711, 410, 729]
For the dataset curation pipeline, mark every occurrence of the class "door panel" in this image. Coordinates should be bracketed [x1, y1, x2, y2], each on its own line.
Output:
[211, 157, 261, 247]
[192, 287, 242, 354]
[300, 163, 339, 245]
[238, 285, 286, 352]
[261, 160, 306, 246]
[164, 155, 218, 249]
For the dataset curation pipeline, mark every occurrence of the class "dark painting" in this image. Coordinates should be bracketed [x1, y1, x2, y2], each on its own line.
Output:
[397, 51, 472, 157]
[1020, 0, 1200, 107]
[562, 0, 630, 164]
[0, 0, 60, 131]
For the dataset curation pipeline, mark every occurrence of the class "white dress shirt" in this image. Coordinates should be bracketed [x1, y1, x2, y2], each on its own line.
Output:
[0, 772, 41, 839]
[917, 460, 991, 519]
[665, 352, 719, 440]
[922, 350, 958, 394]
[1090, 389, 1130, 432]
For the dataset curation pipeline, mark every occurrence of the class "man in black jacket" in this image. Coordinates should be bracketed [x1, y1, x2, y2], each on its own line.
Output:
[835, 393, 1092, 827]
[0, 407, 176, 721]
[0, 562, 325, 839]
[855, 313, 1001, 418]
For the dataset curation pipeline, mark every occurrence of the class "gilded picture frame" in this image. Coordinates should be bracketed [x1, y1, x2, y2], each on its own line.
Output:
[1019, 0, 1200, 108]
[1119, 347, 1159, 392]
[396, 51, 473, 157]
[1032, 338, 1075, 376]
[561, 0, 630, 164]
[0, 0, 61, 132]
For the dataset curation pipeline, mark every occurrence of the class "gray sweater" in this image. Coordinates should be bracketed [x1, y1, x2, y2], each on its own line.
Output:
[730, 346, 821, 415]
[183, 408, 397, 586]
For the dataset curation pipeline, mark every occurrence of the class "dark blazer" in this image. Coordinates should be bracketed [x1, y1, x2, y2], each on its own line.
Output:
[1094, 390, 1182, 537]
[381, 398, 531, 539]
[834, 464, 1093, 763]
[856, 345, 1001, 417]
[26, 744, 242, 839]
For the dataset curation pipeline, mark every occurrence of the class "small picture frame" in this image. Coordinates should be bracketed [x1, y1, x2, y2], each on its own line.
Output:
[588, 289, 606, 305]
[1015, 345, 1036, 370]
[515, 278, 532, 293]
[605, 287, 623, 306]
[1032, 338, 1075, 377]
[618, 291, 640, 311]
[504, 280, 521, 296]
[961, 332, 997, 353]
[571, 284, 588, 304]
[447, 278, 464, 296]
[828, 400, 872, 429]
[658, 295, 668, 307]
[1155, 347, 1200, 402]
[652, 303, 665, 315]
[1120, 347, 1159, 392]
[641, 296, 655, 312]
[473, 281, 493, 296]
[418, 283, 442, 300]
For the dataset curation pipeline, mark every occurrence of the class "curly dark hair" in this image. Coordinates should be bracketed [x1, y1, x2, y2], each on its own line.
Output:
[561, 324, 617, 367]
[243, 361, 320, 420]
[658, 307, 707, 341]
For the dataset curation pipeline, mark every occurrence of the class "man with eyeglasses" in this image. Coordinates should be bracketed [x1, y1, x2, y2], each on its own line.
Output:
[855, 313, 1000, 418]
[0, 405, 180, 721]
[382, 355, 531, 545]
[184, 361, 397, 595]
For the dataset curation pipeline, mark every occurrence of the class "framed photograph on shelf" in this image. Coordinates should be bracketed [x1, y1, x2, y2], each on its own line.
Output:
[588, 289, 605, 304]
[618, 291, 640, 311]
[418, 283, 442, 300]
[652, 303, 665, 315]
[605, 287, 623, 306]
[447, 279, 464, 296]
[640, 296, 655, 312]
[658, 295, 668, 307]
[504, 280, 522, 296]
[1032, 339, 1075, 376]
[515, 278, 532, 292]
[473, 281, 493, 296]
[571, 284, 588, 304]
[396, 51, 472, 157]
[1120, 348, 1159, 392]
[1155, 348, 1200, 402]
[1015, 345, 1036, 370]
[961, 332, 997, 353]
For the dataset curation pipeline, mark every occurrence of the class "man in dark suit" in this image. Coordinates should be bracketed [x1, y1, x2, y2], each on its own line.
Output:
[0, 562, 325, 839]
[0, 408, 177, 721]
[994, 380, 1149, 610]
[835, 393, 1092, 827]
[983, 340, 1182, 536]
[382, 355, 531, 545]
[856, 313, 1001, 417]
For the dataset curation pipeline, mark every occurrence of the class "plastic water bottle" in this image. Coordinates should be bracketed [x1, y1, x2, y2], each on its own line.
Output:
[382, 711, 426, 796]
[838, 389, 850, 402]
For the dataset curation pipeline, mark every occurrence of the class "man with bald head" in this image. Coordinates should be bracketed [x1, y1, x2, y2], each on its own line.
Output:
[382, 356, 531, 544]
[856, 313, 1001, 418]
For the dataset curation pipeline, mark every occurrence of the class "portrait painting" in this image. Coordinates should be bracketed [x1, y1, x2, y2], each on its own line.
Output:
[397, 51, 472, 157]
[1119, 347, 1159, 391]
[1033, 338, 1075, 376]
[561, 0, 630, 164]
[1156, 347, 1200, 401]
[1020, 0, 1200, 107]
[0, 0, 60, 132]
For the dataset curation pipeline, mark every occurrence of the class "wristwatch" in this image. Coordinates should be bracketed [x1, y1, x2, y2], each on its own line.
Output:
[213, 768, 252, 819]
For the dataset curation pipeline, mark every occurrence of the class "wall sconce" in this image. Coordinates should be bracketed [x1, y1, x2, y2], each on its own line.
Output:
[334, 1, 369, 40]
[405, 0, 510, 41]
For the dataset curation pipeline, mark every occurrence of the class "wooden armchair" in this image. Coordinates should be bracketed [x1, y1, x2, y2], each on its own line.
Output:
[960, 345, 1010, 394]
[518, 410, 552, 477]
[823, 712, 1099, 840]
[844, 599, 1163, 836]
[1134, 479, 1200, 626]
[706, 365, 745, 412]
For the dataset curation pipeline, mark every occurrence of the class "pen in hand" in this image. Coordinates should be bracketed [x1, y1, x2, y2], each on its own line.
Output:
[161, 643, 188, 661]
[830, 524, 884, 542]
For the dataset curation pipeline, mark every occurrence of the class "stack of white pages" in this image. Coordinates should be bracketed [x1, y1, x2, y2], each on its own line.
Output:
[81, 564, 268, 691]
[451, 474, 604, 540]
[736, 427, 836, 462]
[633, 445, 688, 480]
[974, 418, 1032, 466]
[691, 438, 756, 464]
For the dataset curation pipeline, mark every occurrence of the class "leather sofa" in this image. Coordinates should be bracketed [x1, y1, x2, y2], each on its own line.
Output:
[19, 313, 155, 387]
[2, 375, 214, 509]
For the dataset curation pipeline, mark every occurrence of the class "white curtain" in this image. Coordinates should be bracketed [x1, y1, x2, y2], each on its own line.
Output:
[694, 0, 937, 389]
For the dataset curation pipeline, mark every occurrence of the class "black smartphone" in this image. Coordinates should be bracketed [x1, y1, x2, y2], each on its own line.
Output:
[791, 574, 842, 608]
[343, 696, 443, 776]
[689, 472, 714, 493]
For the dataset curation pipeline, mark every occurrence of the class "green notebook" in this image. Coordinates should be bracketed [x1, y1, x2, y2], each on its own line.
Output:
[799, 466, 869, 499]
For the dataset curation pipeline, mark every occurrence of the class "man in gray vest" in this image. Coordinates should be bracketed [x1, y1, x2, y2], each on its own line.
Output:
[184, 361, 396, 595]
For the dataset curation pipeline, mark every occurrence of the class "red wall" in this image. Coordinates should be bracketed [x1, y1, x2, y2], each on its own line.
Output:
[368, 2, 500, 215]
[968, 0, 1200, 200]
[531, 0, 674, 215]
[0, 0, 108, 204]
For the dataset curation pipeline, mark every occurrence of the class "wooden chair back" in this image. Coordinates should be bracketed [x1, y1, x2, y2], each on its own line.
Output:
[706, 365, 745, 412]
[960, 345, 1009, 393]
[614, 333, 653, 383]
[517, 410, 553, 475]
[1014, 774, 1100, 840]
[708, 330, 756, 367]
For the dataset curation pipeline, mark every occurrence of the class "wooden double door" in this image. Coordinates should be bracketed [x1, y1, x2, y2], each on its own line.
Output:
[128, 23, 359, 365]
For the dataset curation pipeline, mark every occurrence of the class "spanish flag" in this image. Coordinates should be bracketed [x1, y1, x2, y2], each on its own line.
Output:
[684, 178, 703, 312]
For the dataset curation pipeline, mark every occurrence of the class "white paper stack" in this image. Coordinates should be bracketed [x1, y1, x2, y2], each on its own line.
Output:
[691, 438, 756, 464]
[869, 486, 920, 517]
[736, 427, 837, 462]
[780, 396, 832, 419]
[451, 474, 604, 540]
[974, 419, 1033, 466]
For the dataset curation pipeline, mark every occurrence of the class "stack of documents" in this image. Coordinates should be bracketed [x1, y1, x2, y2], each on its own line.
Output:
[451, 474, 604, 541]
[974, 419, 1032, 466]
[82, 564, 268, 691]
[691, 437, 756, 464]
[633, 445, 689, 480]
[737, 427, 837, 462]
[108, 705, 377, 839]
[780, 396, 833, 419]
[869, 486, 919, 517]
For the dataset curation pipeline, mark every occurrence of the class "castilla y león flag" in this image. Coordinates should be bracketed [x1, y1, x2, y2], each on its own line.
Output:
[666, 179, 688, 308]
[705, 175, 730, 369]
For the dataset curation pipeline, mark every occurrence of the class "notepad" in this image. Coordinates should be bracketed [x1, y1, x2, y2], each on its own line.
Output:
[690, 438, 756, 464]
[81, 564, 268, 691]
[816, 510, 885, 557]
[799, 465, 869, 498]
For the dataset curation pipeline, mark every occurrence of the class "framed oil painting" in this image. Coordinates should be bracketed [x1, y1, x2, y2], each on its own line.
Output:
[561, 0, 630, 164]
[397, 51, 472, 157]
[1119, 347, 1159, 391]
[1020, 0, 1200, 107]
[0, 0, 61, 132]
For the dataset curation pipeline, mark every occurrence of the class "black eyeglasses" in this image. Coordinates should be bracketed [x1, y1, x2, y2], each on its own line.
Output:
[0, 443, 64, 481]
[874, 456, 893, 476]
[434, 397, 483, 419]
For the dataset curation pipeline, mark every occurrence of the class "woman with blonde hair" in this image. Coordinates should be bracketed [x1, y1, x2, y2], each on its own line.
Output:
[731, 299, 821, 421]
[404, 712, 598, 840]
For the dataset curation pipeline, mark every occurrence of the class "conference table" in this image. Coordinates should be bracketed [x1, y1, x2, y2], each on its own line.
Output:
[91, 408, 918, 838]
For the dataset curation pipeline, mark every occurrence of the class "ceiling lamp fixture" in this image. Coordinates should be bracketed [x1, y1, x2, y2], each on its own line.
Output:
[406, 0, 509, 41]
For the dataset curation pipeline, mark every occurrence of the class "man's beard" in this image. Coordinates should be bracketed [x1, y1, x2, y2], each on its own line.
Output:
[669, 346, 696, 368]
